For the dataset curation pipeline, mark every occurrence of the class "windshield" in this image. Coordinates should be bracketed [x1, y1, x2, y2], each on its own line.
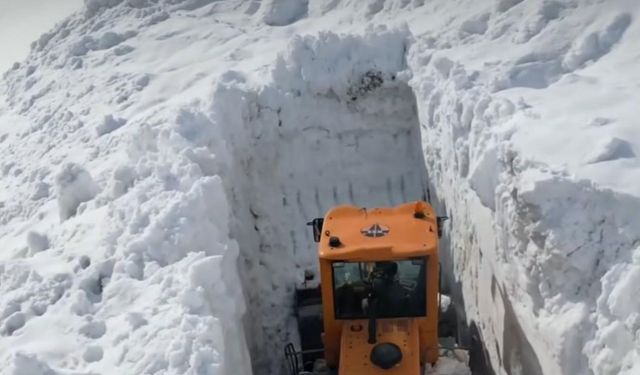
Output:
[332, 258, 427, 319]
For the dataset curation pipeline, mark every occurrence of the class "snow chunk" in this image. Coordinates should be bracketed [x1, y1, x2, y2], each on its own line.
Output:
[83, 345, 103, 362]
[94, 31, 136, 50]
[495, 0, 524, 13]
[261, 0, 308, 26]
[55, 163, 99, 221]
[70, 290, 94, 316]
[26, 231, 50, 253]
[513, 1, 562, 44]
[1, 303, 21, 321]
[126, 312, 147, 330]
[135, 74, 150, 90]
[563, 13, 632, 71]
[587, 137, 635, 164]
[96, 114, 127, 136]
[79, 319, 106, 339]
[539, 0, 562, 20]
[31, 182, 50, 200]
[432, 56, 454, 77]
[78, 255, 91, 270]
[460, 13, 490, 36]
[8, 353, 57, 375]
[114, 44, 134, 56]
[1, 312, 26, 336]
[606, 265, 640, 319]
[96, 31, 127, 50]
[470, 148, 499, 210]
[110, 165, 136, 197]
[69, 36, 95, 57]
[69, 31, 135, 56]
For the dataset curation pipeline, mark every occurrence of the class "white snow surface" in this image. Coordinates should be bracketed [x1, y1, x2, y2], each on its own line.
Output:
[1, 1, 639, 375]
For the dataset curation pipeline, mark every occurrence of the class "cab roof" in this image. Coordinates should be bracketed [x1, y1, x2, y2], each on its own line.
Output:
[318, 201, 438, 261]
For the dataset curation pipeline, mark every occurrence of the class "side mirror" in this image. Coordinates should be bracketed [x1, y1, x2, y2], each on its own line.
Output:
[436, 216, 449, 238]
[306, 218, 324, 242]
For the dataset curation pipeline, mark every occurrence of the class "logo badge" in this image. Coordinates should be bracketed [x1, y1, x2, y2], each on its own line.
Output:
[361, 223, 390, 238]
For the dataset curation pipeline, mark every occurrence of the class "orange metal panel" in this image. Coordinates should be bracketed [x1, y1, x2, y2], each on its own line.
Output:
[318, 201, 438, 261]
[339, 319, 421, 374]
[318, 201, 441, 369]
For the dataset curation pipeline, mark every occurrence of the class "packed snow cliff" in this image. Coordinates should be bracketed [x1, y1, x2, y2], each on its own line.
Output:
[0, 1, 639, 375]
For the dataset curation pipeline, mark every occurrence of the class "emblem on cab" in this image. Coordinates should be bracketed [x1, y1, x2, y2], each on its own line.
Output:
[361, 223, 390, 238]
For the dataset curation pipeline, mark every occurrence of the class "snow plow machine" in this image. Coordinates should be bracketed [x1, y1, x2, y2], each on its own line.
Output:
[284, 201, 469, 375]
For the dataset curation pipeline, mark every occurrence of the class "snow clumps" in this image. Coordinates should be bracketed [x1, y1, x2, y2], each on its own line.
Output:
[55, 163, 98, 221]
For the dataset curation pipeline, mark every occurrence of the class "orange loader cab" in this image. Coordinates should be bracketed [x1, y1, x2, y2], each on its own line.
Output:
[286, 201, 449, 375]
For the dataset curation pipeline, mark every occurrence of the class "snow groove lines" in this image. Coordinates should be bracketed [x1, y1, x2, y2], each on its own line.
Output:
[213, 30, 429, 374]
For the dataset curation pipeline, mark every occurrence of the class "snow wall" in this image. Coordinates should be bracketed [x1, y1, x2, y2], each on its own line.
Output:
[212, 30, 430, 373]
[1, 1, 639, 375]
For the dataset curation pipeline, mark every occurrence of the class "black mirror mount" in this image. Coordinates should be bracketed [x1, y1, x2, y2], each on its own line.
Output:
[306, 218, 324, 242]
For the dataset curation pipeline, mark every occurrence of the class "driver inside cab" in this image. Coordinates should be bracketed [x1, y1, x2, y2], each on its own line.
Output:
[369, 261, 410, 316]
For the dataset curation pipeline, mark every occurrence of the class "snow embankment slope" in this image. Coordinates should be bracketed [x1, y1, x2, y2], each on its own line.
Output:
[1, 1, 639, 375]
[0, 2, 263, 374]
[404, 1, 640, 374]
[0, 2, 425, 374]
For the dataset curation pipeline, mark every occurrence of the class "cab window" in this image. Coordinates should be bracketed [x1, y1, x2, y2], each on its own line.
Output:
[332, 258, 426, 319]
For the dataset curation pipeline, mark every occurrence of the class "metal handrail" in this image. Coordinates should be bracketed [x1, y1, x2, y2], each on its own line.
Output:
[284, 343, 300, 375]
[284, 343, 325, 375]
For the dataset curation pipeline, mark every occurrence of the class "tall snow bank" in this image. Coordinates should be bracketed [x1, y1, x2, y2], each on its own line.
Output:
[405, 0, 640, 374]
[0, 2, 254, 373]
[209, 27, 427, 374]
[0, 130, 252, 374]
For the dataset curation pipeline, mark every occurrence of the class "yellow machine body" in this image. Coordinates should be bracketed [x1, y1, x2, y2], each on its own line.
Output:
[317, 201, 440, 373]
